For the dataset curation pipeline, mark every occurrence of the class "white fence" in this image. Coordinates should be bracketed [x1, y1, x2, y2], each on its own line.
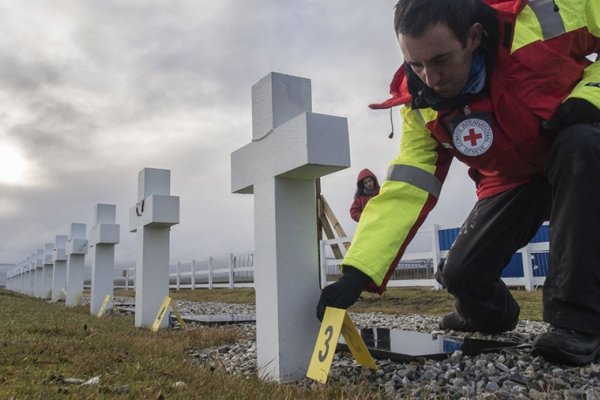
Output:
[171, 252, 254, 290]
[84, 251, 255, 291]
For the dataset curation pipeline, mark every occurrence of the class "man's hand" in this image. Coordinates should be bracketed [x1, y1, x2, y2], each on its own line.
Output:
[316, 266, 371, 321]
[544, 98, 600, 136]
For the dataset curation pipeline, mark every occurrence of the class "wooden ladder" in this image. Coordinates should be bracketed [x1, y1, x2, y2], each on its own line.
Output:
[317, 180, 350, 260]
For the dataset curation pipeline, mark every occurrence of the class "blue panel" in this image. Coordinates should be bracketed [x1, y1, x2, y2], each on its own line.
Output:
[532, 253, 549, 277]
[435, 224, 549, 278]
[438, 228, 460, 251]
[442, 338, 463, 353]
[501, 254, 524, 277]
[530, 224, 549, 243]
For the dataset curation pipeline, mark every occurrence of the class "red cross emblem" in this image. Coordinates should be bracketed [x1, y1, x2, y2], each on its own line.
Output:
[463, 128, 483, 146]
[452, 118, 494, 156]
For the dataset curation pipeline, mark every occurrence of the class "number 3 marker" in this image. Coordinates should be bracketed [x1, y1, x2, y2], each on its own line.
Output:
[306, 307, 376, 383]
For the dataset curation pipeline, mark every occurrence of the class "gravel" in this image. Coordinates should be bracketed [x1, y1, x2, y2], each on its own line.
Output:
[106, 296, 600, 399]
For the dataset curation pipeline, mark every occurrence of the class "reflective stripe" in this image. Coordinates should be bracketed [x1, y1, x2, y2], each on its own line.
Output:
[386, 164, 442, 198]
[414, 109, 426, 125]
[528, 0, 565, 40]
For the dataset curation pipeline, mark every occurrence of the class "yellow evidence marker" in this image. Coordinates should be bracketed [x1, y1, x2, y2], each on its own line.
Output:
[306, 307, 377, 383]
[97, 294, 111, 318]
[151, 296, 186, 332]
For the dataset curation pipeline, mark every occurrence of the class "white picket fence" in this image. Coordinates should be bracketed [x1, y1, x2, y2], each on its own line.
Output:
[170, 252, 254, 290]
[84, 251, 255, 291]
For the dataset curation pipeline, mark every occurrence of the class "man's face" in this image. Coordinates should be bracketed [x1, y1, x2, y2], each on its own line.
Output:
[398, 22, 481, 99]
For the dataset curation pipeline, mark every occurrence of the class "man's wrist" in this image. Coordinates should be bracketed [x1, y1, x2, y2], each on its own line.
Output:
[341, 265, 371, 288]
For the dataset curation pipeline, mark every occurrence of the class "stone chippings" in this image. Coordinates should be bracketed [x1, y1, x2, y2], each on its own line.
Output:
[107, 296, 600, 399]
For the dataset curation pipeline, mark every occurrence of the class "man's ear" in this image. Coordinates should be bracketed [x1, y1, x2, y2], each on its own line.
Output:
[467, 23, 483, 50]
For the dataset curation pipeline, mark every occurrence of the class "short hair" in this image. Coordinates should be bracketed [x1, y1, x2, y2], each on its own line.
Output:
[394, 0, 480, 46]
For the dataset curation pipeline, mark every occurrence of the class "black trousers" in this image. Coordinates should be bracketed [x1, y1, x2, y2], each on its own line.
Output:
[437, 123, 600, 335]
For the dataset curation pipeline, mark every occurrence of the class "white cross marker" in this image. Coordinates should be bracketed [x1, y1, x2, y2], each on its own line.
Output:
[42, 243, 54, 299]
[27, 253, 35, 296]
[65, 223, 88, 307]
[129, 168, 179, 328]
[90, 204, 120, 316]
[231, 72, 350, 382]
[34, 249, 44, 298]
[52, 235, 68, 303]
[21, 255, 33, 295]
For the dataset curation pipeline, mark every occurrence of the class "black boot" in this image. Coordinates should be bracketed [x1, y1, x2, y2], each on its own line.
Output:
[532, 326, 600, 366]
[439, 312, 475, 332]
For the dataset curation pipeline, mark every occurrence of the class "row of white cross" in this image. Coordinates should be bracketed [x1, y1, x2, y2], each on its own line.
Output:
[6, 168, 180, 331]
[6, 206, 120, 314]
[6, 72, 351, 383]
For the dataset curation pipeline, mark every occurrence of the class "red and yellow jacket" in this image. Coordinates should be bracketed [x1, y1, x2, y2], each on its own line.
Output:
[344, 0, 600, 293]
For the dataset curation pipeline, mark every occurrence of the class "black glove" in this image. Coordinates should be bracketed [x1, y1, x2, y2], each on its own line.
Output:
[543, 98, 600, 136]
[316, 266, 371, 321]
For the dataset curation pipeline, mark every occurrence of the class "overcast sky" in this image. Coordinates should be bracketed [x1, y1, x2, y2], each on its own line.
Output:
[0, 0, 477, 268]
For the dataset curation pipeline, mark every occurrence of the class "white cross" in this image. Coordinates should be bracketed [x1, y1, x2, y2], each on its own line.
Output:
[90, 203, 120, 316]
[33, 249, 44, 298]
[17, 260, 25, 293]
[27, 253, 35, 296]
[129, 168, 179, 328]
[231, 72, 350, 382]
[65, 223, 88, 307]
[41, 243, 54, 299]
[52, 235, 68, 303]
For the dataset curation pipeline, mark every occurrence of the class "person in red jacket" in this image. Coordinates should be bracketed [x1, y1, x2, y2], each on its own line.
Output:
[317, 0, 600, 366]
[350, 169, 380, 222]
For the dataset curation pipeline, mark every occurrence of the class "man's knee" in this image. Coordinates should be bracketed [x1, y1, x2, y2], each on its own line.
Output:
[436, 257, 471, 292]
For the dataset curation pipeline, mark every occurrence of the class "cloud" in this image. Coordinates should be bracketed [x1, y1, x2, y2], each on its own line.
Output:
[0, 0, 477, 267]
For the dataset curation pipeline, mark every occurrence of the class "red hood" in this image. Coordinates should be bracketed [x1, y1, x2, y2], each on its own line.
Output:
[369, 0, 527, 110]
[357, 168, 377, 183]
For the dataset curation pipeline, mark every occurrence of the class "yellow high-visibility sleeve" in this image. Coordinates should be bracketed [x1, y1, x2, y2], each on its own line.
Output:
[343, 106, 451, 288]
[564, 0, 600, 107]
[566, 60, 600, 109]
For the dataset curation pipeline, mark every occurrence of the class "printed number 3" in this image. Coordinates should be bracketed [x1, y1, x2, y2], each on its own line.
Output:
[318, 325, 334, 362]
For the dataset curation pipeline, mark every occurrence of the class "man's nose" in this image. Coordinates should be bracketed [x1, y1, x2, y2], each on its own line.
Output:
[423, 66, 441, 87]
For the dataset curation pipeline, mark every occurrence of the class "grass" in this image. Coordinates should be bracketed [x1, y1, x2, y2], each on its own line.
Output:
[0, 286, 543, 399]
[0, 289, 379, 399]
